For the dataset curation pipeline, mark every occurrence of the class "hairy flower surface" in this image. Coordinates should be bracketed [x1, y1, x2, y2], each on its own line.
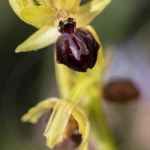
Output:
[9, 0, 111, 71]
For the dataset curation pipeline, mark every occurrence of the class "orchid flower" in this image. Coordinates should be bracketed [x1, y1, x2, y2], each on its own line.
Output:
[9, 0, 111, 72]
[22, 98, 90, 150]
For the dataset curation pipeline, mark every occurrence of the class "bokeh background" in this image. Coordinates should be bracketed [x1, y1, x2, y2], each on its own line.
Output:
[1, 0, 150, 150]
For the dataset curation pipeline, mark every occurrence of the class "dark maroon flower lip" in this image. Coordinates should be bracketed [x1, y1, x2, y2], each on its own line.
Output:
[55, 17, 100, 72]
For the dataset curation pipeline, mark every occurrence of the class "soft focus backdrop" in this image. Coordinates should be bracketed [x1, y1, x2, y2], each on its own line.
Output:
[1, 0, 150, 150]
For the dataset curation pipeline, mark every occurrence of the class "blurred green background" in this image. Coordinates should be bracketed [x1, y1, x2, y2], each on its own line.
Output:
[1, 0, 150, 150]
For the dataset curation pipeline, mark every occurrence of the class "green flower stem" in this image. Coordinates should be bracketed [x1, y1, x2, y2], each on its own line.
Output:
[88, 85, 117, 150]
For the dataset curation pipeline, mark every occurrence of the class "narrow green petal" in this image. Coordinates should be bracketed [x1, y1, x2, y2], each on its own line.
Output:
[15, 26, 60, 52]
[9, 0, 22, 16]
[44, 100, 75, 148]
[76, 0, 111, 27]
[21, 97, 59, 123]
[20, 6, 57, 27]
[50, 0, 81, 14]
[72, 106, 90, 150]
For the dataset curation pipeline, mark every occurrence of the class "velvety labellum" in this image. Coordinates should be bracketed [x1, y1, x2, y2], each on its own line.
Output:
[55, 18, 100, 72]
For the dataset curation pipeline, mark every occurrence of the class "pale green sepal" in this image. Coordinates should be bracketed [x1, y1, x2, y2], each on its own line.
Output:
[9, 0, 22, 16]
[20, 6, 57, 27]
[76, 0, 111, 28]
[44, 100, 75, 148]
[21, 97, 59, 123]
[72, 105, 90, 150]
[15, 26, 60, 52]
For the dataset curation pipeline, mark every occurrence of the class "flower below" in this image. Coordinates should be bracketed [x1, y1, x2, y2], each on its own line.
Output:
[21, 98, 90, 150]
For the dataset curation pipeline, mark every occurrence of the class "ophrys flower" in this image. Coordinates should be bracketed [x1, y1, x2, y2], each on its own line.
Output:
[21, 98, 90, 150]
[9, 0, 111, 72]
